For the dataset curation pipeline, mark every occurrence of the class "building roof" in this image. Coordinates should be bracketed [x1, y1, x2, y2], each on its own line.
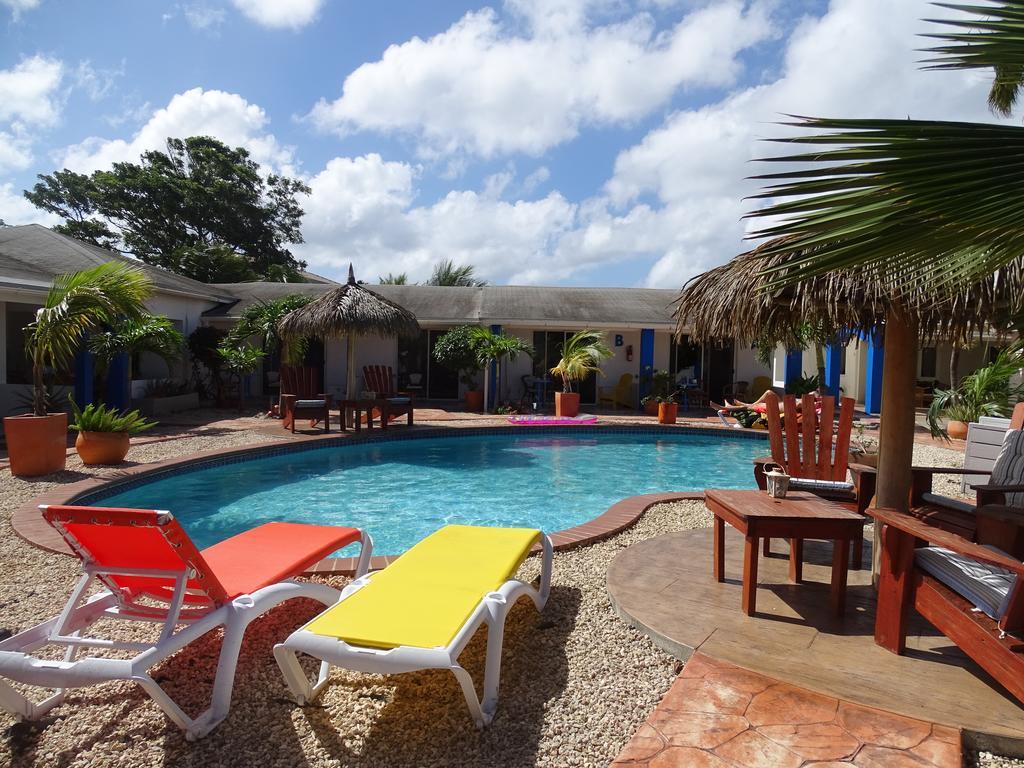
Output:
[0, 224, 235, 303]
[205, 282, 678, 328]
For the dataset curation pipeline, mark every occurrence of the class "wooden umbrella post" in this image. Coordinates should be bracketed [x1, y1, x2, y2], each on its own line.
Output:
[346, 334, 357, 400]
[871, 306, 918, 576]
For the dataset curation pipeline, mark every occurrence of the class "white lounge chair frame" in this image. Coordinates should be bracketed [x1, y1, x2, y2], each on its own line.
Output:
[274, 534, 553, 728]
[0, 514, 372, 741]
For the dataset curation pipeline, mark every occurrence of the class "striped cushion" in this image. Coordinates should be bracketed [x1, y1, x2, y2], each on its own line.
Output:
[387, 397, 411, 405]
[916, 544, 1017, 620]
[295, 399, 326, 408]
[991, 430, 1024, 507]
[788, 478, 855, 494]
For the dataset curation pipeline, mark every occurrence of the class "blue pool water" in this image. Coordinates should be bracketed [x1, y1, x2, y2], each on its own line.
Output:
[92, 432, 764, 556]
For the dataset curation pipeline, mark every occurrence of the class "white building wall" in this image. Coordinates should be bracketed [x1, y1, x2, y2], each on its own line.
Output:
[734, 344, 770, 388]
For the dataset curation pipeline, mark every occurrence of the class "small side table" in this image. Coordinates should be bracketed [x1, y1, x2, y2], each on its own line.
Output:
[705, 489, 866, 617]
[339, 399, 391, 433]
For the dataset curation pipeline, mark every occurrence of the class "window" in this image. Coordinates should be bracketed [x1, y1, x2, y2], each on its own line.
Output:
[669, 335, 701, 380]
[532, 330, 597, 403]
[920, 347, 937, 379]
[5, 304, 39, 385]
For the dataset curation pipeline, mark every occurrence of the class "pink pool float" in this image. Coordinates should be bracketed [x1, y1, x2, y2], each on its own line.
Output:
[507, 414, 598, 426]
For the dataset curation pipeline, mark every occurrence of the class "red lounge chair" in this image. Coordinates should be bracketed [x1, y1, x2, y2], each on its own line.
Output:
[363, 364, 414, 425]
[0, 505, 371, 740]
[280, 365, 331, 433]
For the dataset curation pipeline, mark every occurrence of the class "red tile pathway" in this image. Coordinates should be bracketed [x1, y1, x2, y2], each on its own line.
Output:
[612, 653, 961, 767]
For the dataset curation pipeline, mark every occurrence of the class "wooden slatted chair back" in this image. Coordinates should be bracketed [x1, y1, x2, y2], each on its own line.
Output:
[763, 391, 855, 481]
[280, 365, 320, 399]
[363, 365, 396, 396]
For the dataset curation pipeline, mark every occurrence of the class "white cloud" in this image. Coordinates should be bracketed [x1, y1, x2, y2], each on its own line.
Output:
[73, 60, 124, 102]
[308, 0, 775, 158]
[186, 4, 226, 30]
[59, 87, 296, 174]
[0, 56, 64, 128]
[0, 181, 56, 226]
[231, 0, 323, 29]
[1, 0, 41, 20]
[574, 0, 1014, 288]
[295, 153, 577, 284]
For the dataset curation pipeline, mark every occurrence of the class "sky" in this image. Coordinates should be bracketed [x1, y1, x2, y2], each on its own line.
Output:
[0, 0, 1009, 288]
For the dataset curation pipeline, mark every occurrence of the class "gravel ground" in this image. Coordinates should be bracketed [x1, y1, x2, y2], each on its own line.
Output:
[0, 428, 1004, 768]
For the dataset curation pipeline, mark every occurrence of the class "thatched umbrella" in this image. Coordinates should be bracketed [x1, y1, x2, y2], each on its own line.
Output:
[278, 265, 420, 399]
[675, 238, 1024, 566]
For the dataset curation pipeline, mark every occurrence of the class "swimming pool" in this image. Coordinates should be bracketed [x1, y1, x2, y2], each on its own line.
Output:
[90, 430, 765, 556]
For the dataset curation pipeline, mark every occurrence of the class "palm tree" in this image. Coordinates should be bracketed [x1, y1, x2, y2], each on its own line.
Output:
[549, 330, 613, 393]
[378, 272, 410, 285]
[467, 327, 533, 411]
[743, 1, 1024, 290]
[89, 316, 185, 384]
[24, 262, 152, 415]
[427, 259, 487, 287]
[225, 295, 311, 365]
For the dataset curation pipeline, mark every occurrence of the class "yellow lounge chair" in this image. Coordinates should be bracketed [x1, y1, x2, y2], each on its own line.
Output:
[274, 524, 553, 727]
[598, 373, 634, 409]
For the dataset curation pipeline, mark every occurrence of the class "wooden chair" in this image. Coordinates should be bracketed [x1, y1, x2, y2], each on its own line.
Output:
[870, 506, 1024, 707]
[906, 403, 1024, 542]
[279, 365, 331, 434]
[598, 374, 633, 409]
[362, 365, 414, 425]
[753, 392, 873, 567]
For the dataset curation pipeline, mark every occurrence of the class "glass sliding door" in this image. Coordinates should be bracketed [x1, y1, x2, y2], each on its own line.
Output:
[427, 329, 459, 399]
[397, 329, 460, 400]
[532, 330, 597, 404]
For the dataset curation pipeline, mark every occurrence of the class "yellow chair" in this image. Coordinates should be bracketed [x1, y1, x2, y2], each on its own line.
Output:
[750, 375, 772, 399]
[274, 525, 553, 728]
[598, 373, 634, 409]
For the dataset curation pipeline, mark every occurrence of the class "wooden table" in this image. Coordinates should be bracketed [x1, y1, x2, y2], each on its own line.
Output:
[339, 399, 391, 433]
[705, 489, 866, 617]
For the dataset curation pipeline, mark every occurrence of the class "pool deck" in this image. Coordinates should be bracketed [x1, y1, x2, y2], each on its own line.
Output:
[607, 526, 1024, 746]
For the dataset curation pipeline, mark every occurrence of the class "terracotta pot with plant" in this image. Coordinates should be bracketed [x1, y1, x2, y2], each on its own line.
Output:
[70, 398, 156, 465]
[640, 371, 673, 416]
[433, 325, 487, 412]
[3, 263, 152, 477]
[550, 330, 613, 418]
[927, 345, 1024, 441]
[657, 394, 679, 424]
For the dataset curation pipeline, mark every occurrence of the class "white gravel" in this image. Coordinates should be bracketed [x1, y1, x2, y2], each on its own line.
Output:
[0, 428, 997, 767]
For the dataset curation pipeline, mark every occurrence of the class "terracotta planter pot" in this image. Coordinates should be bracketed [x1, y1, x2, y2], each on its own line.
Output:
[465, 390, 484, 412]
[4, 413, 68, 477]
[947, 420, 969, 441]
[643, 400, 659, 416]
[75, 431, 131, 466]
[658, 402, 678, 425]
[555, 391, 580, 417]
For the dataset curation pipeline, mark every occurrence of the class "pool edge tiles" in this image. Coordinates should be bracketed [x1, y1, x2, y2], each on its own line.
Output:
[14, 425, 768, 563]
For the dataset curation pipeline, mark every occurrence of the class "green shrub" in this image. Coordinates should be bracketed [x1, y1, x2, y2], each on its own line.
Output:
[69, 398, 156, 435]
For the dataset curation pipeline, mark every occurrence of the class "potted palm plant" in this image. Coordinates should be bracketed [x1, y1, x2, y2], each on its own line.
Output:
[4, 262, 152, 476]
[433, 325, 487, 411]
[927, 346, 1024, 440]
[69, 398, 156, 465]
[550, 330, 613, 417]
[657, 392, 679, 425]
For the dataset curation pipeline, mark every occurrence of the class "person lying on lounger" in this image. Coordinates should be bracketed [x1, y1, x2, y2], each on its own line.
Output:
[712, 390, 822, 429]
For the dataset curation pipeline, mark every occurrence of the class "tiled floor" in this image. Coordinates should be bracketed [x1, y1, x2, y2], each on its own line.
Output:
[612, 653, 961, 767]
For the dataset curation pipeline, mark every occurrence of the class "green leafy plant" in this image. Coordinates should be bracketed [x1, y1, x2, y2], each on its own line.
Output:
[466, 327, 534, 408]
[23, 262, 152, 416]
[187, 325, 227, 399]
[927, 345, 1024, 439]
[216, 344, 265, 405]
[142, 379, 193, 398]
[641, 371, 675, 405]
[225, 295, 311, 365]
[433, 325, 486, 391]
[69, 397, 156, 435]
[426, 259, 487, 287]
[550, 330, 613, 393]
[786, 373, 819, 397]
[88, 315, 185, 384]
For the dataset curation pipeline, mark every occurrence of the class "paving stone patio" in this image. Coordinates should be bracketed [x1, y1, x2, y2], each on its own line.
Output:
[612, 653, 962, 767]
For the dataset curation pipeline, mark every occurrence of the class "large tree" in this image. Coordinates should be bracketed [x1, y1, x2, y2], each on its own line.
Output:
[24, 136, 311, 283]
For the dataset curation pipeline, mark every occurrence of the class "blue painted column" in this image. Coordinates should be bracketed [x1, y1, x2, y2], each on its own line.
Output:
[638, 329, 655, 399]
[864, 329, 884, 415]
[105, 353, 130, 411]
[824, 340, 842, 397]
[488, 324, 501, 411]
[74, 347, 94, 406]
[784, 349, 802, 391]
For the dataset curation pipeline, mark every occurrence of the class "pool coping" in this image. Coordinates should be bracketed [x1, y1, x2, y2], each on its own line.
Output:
[13, 423, 763, 574]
